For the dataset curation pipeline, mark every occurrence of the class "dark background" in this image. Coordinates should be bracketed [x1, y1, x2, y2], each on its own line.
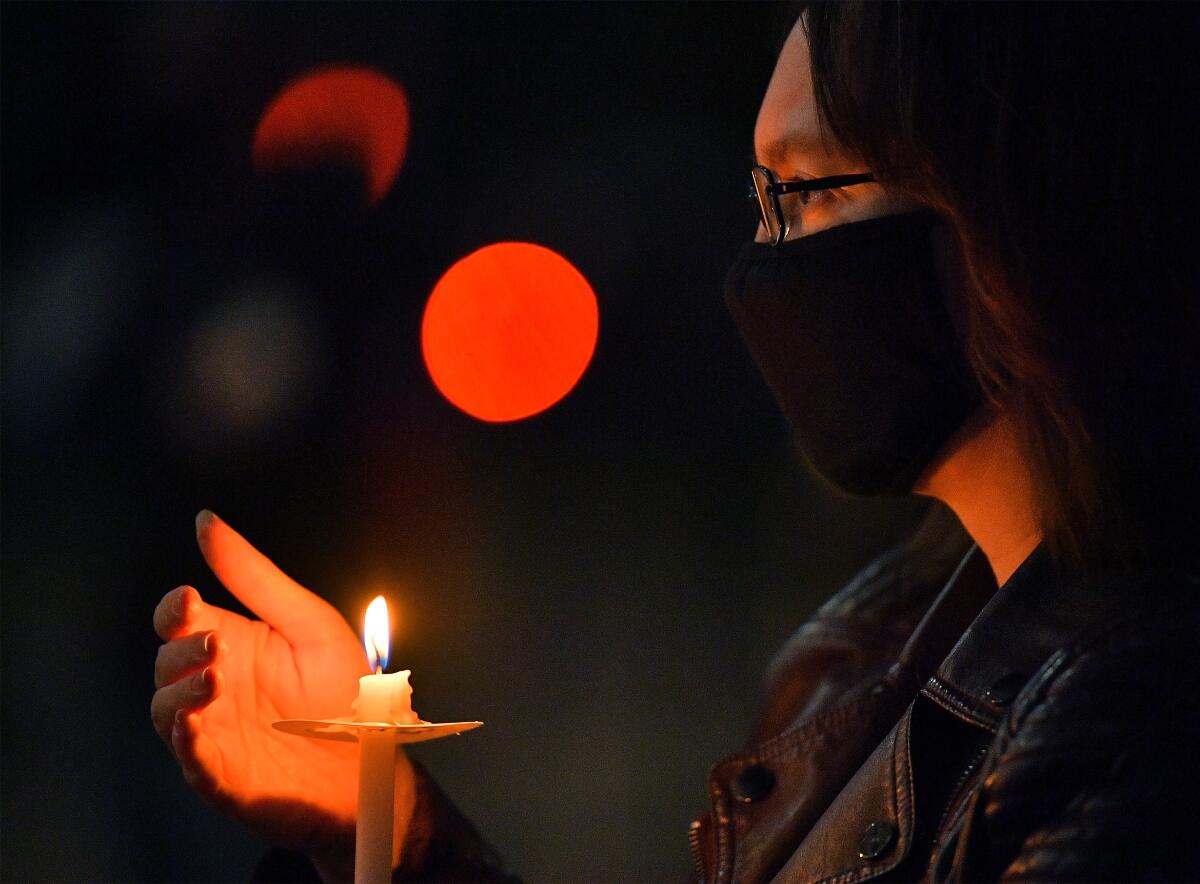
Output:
[1, 4, 927, 881]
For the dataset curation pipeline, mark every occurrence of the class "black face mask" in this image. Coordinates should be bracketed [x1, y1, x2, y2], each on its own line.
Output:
[724, 211, 982, 495]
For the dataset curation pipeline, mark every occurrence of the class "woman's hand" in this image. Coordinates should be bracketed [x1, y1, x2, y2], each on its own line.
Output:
[151, 511, 417, 875]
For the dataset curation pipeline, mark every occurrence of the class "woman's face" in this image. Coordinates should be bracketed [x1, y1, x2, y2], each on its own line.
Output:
[754, 21, 920, 241]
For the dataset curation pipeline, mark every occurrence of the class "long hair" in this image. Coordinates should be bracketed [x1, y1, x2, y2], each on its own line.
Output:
[800, 1, 1200, 575]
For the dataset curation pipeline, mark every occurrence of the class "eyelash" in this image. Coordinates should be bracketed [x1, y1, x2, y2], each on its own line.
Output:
[799, 188, 837, 207]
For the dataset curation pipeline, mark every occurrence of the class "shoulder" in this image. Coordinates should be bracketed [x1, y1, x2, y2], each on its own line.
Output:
[960, 579, 1200, 881]
[754, 504, 974, 740]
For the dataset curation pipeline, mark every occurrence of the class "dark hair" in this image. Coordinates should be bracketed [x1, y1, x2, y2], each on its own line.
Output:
[800, 1, 1200, 575]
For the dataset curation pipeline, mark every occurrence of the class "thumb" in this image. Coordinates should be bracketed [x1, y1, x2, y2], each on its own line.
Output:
[195, 510, 347, 646]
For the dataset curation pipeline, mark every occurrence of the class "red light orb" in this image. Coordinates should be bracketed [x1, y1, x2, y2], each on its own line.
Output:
[252, 65, 409, 205]
[422, 243, 599, 423]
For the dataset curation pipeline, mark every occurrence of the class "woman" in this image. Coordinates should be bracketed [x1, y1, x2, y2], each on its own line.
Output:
[151, 3, 1200, 880]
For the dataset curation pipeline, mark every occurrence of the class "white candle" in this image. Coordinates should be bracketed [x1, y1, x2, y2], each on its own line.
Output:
[352, 596, 420, 884]
[354, 727, 395, 884]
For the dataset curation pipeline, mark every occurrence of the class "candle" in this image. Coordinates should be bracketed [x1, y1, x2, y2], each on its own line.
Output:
[353, 595, 418, 884]
[355, 597, 421, 725]
[272, 594, 483, 883]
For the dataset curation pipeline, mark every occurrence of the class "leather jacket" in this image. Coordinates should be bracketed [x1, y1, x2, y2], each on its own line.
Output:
[689, 506, 1200, 883]
[259, 506, 1200, 883]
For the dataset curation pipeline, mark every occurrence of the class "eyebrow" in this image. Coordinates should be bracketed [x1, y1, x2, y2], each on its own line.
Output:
[755, 134, 826, 172]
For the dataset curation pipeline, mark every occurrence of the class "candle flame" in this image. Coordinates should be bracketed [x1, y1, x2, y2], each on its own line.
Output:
[363, 595, 389, 672]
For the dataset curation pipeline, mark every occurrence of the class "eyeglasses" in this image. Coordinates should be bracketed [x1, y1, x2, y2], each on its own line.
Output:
[748, 164, 876, 246]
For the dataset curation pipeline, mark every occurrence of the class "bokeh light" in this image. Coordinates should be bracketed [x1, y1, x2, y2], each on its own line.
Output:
[422, 243, 599, 423]
[3, 200, 148, 436]
[172, 276, 322, 450]
[252, 65, 410, 205]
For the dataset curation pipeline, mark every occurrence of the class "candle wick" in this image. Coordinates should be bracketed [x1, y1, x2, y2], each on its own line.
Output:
[375, 664, 382, 675]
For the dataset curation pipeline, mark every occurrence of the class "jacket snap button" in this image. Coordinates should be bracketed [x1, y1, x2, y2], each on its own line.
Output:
[732, 764, 775, 803]
[985, 671, 1027, 707]
[857, 821, 896, 860]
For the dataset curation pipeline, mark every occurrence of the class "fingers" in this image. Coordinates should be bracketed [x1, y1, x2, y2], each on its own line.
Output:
[150, 665, 222, 746]
[171, 711, 228, 806]
[153, 585, 190, 641]
[154, 629, 224, 689]
[154, 585, 215, 641]
[195, 510, 345, 645]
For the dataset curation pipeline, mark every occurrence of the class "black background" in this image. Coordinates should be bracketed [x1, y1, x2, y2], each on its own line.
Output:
[1, 4, 926, 880]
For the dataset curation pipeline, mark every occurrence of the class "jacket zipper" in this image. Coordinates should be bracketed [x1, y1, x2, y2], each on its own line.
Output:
[688, 818, 708, 883]
[923, 744, 990, 880]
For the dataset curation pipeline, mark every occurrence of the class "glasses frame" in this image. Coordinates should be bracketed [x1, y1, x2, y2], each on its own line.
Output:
[749, 164, 877, 246]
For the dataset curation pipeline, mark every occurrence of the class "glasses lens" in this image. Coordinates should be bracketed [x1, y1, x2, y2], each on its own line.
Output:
[750, 167, 782, 245]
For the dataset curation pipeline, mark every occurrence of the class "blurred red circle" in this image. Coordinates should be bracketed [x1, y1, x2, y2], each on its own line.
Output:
[422, 243, 599, 422]
[252, 65, 409, 205]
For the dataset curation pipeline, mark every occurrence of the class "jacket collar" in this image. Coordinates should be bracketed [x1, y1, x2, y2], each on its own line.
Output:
[774, 543, 1131, 883]
[922, 543, 1128, 730]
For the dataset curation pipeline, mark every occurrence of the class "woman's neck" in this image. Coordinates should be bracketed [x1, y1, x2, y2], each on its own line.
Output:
[914, 408, 1042, 586]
